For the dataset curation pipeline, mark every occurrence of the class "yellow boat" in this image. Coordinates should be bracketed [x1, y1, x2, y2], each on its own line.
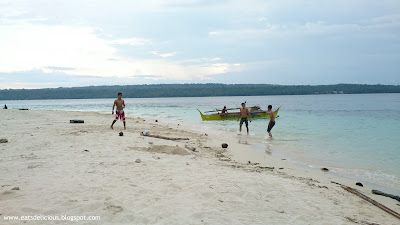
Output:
[197, 106, 281, 121]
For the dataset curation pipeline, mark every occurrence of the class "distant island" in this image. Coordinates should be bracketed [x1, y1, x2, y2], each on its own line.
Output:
[0, 84, 399, 100]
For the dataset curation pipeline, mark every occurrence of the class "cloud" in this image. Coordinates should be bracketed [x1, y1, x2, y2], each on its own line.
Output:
[151, 51, 177, 58]
[133, 75, 163, 78]
[46, 66, 75, 71]
[107, 38, 152, 46]
[0, 0, 399, 88]
[0, 22, 240, 85]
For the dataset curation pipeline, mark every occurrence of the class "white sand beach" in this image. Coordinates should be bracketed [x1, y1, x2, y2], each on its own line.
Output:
[1, 110, 399, 224]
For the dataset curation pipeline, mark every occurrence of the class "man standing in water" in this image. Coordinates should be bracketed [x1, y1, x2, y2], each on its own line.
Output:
[267, 105, 275, 137]
[111, 93, 126, 130]
[237, 103, 251, 134]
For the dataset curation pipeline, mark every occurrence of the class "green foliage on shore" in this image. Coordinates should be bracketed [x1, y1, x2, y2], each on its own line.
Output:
[1, 84, 399, 100]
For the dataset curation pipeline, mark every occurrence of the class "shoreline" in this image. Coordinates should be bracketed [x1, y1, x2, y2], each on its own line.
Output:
[3, 106, 399, 195]
[1, 109, 399, 224]
[139, 111, 400, 196]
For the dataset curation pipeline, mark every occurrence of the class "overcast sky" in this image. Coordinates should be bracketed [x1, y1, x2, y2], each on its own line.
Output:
[0, 0, 399, 89]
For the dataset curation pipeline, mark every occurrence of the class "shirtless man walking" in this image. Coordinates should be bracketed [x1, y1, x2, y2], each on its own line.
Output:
[267, 105, 275, 137]
[111, 93, 126, 130]
[237, 103, 251, 134]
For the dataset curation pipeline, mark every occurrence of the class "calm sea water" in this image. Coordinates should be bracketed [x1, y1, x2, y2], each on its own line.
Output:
[1, 94, 400, 194]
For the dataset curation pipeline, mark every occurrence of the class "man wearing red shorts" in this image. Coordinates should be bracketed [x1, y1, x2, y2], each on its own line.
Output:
[111, 93, 126, 130]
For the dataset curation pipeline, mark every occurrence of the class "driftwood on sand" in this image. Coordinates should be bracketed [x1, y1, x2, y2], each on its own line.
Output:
[331, 181, 400, 220]
[140, 133, 189, 141]
[372, 190, 400, 202]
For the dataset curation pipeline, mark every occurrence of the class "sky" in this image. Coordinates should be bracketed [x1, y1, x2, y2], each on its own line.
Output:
[0, 0, 399, 89]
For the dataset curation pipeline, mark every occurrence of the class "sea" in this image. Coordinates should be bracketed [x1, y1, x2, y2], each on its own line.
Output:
[1, 93, 400, 195]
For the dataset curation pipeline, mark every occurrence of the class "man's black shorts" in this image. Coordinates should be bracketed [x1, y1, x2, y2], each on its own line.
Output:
[267, 121, 275, 132]
[240, 117, 249, 126]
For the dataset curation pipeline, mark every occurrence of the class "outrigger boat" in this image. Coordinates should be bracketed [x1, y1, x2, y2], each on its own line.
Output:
[197, 106, 281, 121]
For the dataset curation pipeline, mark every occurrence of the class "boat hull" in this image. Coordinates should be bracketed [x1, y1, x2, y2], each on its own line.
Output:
[198, 106, 280, 121]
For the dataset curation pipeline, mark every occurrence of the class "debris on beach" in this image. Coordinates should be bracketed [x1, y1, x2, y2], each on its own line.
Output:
[83, 150, 89, 152]
[221, 143, 228, 148]
[141, 130, 150, 136]
[331, 181, 400, 219]
[256, 166, 274, 170]
[356, 182, 363, 187]
[279, 167, 284, 169]
[11, 187, 19, 191]
[0, 138, 8, 143]
[184, 145, 197, 152]
[70, 120, 84, 123]
[321, 168, 329, 172]
[135, 159, 141, 163]
[155, 120, 158, 122]
[119, 132, 124, 136]
[141, 132, 189, 141]
[248, 161, 260, 165]
[372, 190, 400, 202]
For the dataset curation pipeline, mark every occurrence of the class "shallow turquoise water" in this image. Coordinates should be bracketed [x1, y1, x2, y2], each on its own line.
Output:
[1, 93, 399, 194]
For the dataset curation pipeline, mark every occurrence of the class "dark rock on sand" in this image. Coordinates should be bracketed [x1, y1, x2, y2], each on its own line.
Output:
[321, 168, 329, 172]
[356, 182, 363, 187]
[0, 138, 8, 143]
[119, 132, 124, 136]
[70, 120, 84, 123]
[11, 187, 20, 190]
[221, 143, 228, 148]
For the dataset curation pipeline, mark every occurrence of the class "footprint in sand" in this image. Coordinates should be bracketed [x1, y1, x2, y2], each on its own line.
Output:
[0, 190, 18, 200]
[104, 197, 124, 214]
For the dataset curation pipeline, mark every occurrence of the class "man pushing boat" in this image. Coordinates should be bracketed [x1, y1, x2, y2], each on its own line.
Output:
[267, 105, 275, 137]
[237, 103, 251, 134]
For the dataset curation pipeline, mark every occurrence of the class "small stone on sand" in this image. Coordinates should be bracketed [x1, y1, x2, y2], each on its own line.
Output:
[135, 159, 141, 163]
[356, 182, 363, 187]
[221, 143, 228, 148]
[11, 187, 20, 190]
[0, 138, 8, 143]
[321, 168, 329, 172]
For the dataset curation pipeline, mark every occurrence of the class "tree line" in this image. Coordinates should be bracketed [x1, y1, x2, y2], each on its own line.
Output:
[0, 84, 399, 100]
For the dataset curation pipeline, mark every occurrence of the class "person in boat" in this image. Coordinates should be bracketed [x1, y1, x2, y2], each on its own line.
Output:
[221, 106, 228, 117]
[237, 103, 251, 134]
[267, 105, 275, 137]
[111, 93, 126, 130]
[3, 104, 7, 109]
